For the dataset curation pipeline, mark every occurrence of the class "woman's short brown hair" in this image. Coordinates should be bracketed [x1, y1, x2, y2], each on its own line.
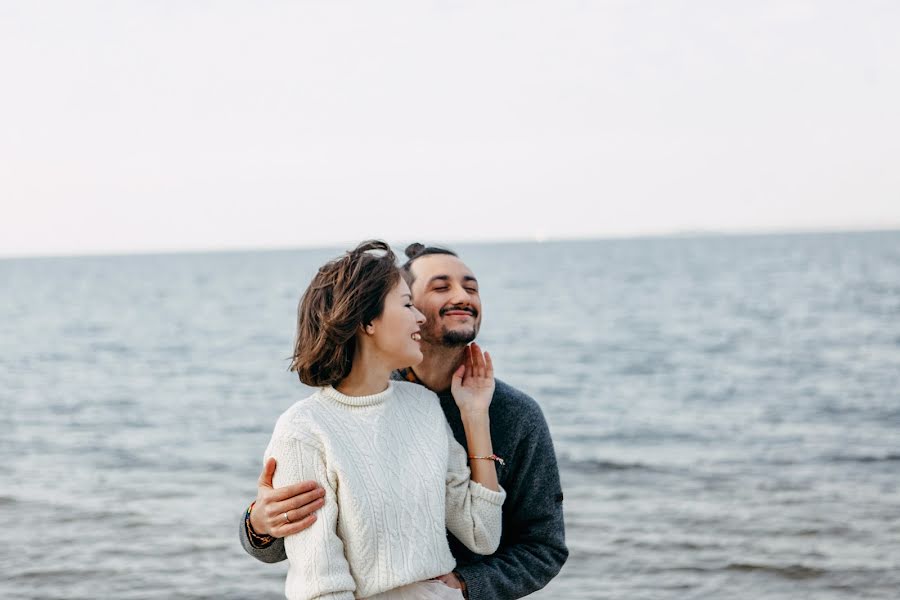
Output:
[289, 240, 400, 386]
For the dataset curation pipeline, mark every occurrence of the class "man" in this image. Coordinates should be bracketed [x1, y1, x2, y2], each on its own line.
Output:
[240, 243, 567, 599]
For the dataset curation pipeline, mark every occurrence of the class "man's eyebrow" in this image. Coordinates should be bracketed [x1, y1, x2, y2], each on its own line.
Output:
[426, 275, 479, 285]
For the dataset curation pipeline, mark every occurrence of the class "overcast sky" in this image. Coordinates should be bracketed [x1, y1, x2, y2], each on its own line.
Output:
[1, 1, 898, 257]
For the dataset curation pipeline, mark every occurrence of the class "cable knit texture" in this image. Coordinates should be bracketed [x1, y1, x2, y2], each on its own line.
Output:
[265, 380, 505, 600]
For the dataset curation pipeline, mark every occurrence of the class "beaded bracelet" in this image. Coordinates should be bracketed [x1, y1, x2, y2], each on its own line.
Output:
[468, 454, 505, 466]
[245, 502, 276, 548]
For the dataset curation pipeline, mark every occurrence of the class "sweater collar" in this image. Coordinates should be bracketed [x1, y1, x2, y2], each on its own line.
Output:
[322, 382, 393, 407]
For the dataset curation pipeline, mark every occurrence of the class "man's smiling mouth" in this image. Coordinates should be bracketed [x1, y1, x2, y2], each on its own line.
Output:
[441, 308, 476, 317]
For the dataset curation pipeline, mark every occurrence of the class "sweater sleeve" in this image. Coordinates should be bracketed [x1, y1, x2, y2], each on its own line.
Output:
[238, 508, 287, 563]
[444, 421, 506, 555]
[266, 435, 355, 600]
[454, 417, 568, 600]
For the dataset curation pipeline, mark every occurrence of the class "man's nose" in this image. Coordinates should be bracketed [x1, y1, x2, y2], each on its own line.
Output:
[449, 284, 471, 304]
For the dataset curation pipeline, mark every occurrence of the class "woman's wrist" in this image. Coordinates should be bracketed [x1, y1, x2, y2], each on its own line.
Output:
[460, 411, 490, 427]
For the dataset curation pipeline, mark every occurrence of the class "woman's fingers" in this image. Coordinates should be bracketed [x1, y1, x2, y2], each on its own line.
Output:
[477, 343, 486, 378]
[470, 342, 486, 379]
[484, 350, 493, 378]
[451, 362, 466, 386]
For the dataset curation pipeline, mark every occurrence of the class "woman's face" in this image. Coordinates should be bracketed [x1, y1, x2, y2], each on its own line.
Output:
[368, 278, 427, 369]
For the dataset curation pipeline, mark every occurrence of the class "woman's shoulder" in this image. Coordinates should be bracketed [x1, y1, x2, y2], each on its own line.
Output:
[391, 380, 447, 426]
[270, 389, 329, 443]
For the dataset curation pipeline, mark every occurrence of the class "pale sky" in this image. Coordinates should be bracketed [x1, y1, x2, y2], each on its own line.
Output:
[1, 1, 899, 257]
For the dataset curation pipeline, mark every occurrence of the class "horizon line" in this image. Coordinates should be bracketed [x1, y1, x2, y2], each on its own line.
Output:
[2, 224, 899, 261]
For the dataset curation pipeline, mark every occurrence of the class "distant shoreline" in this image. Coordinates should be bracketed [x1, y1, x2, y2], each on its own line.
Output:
[2, 226, 899, 261]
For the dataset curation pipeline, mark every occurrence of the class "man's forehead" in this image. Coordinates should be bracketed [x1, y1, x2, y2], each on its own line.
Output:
[411, 254, 476, 281]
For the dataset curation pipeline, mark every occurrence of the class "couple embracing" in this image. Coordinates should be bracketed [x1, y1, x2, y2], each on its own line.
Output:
[239, 241, 567, 599]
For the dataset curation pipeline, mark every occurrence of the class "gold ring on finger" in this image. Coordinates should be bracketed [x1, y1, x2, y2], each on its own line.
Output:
[283, 511, 291, 524]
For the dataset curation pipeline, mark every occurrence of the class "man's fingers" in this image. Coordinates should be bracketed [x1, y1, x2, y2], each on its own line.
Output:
[289, 495, 325, 520]
[271, 480, 319, 502]
[266, 496, 323, 533]
[257, 457, 277, 489]
[285, 487, 326, 512]
[272, 513, 317, 538]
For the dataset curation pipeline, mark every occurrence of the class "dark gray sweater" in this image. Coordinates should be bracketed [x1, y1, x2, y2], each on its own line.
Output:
[240, 374, 568, 599]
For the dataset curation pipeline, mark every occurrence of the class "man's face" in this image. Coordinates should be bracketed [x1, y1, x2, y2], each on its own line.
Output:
[408, 254, 482, 347]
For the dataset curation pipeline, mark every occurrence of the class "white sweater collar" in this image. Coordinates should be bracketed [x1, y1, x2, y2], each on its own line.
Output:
[321, 382, 393, 407]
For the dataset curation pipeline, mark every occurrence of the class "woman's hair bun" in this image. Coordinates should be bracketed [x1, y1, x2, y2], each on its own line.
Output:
[404, 242, 425, 259]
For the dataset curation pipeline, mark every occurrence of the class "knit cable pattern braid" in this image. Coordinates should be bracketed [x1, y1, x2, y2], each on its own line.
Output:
[265, 381, 505, 600]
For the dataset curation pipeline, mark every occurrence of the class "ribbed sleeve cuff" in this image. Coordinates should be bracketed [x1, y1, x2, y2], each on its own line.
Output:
[469, 481, 506, 505]
[238, 509, 286, 563]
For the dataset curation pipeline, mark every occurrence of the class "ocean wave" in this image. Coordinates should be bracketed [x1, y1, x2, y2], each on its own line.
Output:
[559, 455, 657, 473]
[724, 562, 827, 580]
[828, 453, 900, 463]
[670, 562, 827, 580]
[7, 568, 118, 582]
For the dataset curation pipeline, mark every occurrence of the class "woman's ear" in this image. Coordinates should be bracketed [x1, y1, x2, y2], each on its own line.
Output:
[362, 323, 375, 335]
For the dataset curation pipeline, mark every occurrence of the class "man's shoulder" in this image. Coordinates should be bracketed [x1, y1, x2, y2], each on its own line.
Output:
[492, 378, 539, 409]
[491, 378, 550, 433]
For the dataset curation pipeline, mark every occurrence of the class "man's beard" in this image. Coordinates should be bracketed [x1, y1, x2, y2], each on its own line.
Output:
[441, 327, 477, 347]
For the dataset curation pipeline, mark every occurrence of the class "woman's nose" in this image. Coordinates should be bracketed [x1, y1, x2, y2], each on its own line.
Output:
[414, 307, 426, 325]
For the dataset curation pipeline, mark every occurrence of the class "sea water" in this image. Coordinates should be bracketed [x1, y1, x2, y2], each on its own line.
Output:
[2, 232, 898, 599]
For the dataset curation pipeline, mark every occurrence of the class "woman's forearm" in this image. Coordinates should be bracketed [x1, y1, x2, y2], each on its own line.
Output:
[461, 412, 499, 491]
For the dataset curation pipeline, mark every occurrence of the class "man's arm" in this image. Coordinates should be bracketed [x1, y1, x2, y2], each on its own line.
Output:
[238, 457, 325, 563]
[453, 415, 568, 600]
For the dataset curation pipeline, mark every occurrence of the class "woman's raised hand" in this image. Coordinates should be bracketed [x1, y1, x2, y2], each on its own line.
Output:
[450, 343, 495, 418]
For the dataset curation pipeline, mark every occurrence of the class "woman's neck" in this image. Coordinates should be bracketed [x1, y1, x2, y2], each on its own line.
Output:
[409, 344, 467, 393]
[336, 350, 393, 397]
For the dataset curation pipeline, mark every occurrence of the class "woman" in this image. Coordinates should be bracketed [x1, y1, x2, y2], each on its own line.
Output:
[265, 240, 504, 600]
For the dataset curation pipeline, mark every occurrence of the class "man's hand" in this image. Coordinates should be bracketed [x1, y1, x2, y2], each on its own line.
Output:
[250, 457, 326, 538]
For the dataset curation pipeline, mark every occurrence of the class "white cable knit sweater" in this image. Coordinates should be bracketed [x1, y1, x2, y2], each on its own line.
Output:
[265, 380, 506, 600]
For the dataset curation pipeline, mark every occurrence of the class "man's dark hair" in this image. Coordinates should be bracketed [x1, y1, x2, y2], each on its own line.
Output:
[400, 243, 458, 286]
[289, 240, 400, 386]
